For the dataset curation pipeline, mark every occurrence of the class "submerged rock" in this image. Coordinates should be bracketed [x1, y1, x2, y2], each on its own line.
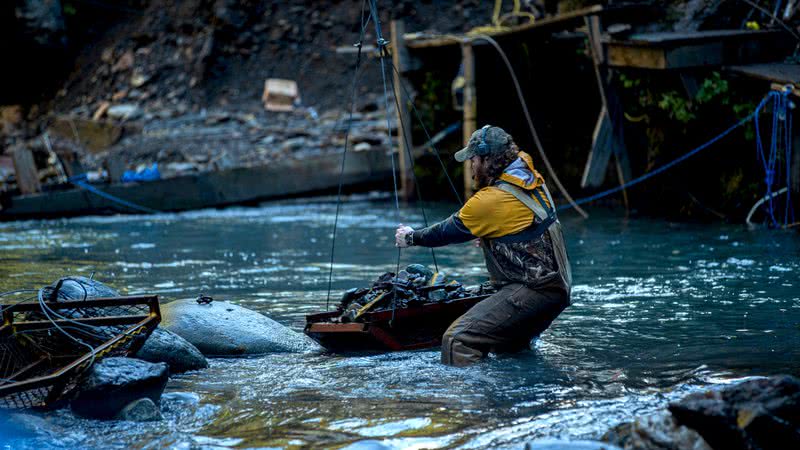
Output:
[71, 357, 168, 420]
[523, 441, 624, 450]
[115, 397, 162, 422]
[160, 299, 317, 356]
[135, 328, 209, 373]
[603, 411, 711, 450]
[668, 375, 800, 450]
[40, 276, 120, 302]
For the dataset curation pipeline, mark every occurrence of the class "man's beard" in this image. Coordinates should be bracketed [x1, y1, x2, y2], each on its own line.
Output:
[472, 165, 492, 189]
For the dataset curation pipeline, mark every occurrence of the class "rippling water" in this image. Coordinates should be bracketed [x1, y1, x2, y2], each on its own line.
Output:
[1, 196, 798, 449]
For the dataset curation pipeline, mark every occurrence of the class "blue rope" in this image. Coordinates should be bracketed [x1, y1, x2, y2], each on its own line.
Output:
[72, 180, 159, 214]
[558, 91, 781, 212]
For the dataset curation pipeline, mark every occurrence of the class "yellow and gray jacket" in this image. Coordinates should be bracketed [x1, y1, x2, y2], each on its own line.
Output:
[412, 152, 572, 295]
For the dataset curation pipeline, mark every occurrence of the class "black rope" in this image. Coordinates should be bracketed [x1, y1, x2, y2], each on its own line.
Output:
[369, 0, 403, 324]
[325, 0, 371, 310]
[387, 59, 464, 205]
[385, 57, 439, 272]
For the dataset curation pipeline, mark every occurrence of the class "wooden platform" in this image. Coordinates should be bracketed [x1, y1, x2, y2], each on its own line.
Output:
[0, 148, 393, 220]
[404, 4, 653, 50]
[606, 30, 794, 69]
[726, 63, 800, 85]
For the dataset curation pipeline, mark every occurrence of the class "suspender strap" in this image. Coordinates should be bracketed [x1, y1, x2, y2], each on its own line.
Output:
[493, 182, 557, 244]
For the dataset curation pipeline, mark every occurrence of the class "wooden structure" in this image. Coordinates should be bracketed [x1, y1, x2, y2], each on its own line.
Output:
[0, 147, 393, 220]
[606, 30, 793, 70]
[399, 4, 652, 197]
[305, 294, 489, 352]
[0, 295, 160, 409]
[11, 147, 40, 195]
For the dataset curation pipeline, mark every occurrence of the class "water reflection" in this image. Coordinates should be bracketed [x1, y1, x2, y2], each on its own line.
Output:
[1, 196, 798, 449]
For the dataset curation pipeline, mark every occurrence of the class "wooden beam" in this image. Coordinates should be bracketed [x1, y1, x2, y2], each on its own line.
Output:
[581, 16, 631, 191]
[391, 20, 414, 201]
[11, 146, 41, 195]
[606, 30, 793, 70]
[461, 42, 477, 199]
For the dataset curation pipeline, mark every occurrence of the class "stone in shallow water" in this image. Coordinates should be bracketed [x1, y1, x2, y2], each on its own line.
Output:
[114, 397, 162, 422]
[71, 357, 168, 420]
[160, 299, 318, 356]
[523, 441, 624, 450]
[668, 375, 800, 450]
[135, 328, 208, 373]
[603, 411, 711, 450]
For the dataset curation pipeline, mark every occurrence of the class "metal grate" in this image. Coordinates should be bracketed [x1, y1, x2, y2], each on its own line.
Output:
[0, 295, 160, 409]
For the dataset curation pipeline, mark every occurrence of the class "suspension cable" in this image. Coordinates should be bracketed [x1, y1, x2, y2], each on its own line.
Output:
[387, 60, 464, 204]
[386, 59, 439, 272]
[325, 0, 370, 310]
[368, 0, 404, 324]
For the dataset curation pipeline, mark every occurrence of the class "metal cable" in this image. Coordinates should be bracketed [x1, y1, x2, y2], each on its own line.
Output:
[325, 0, 371, 310]
[387, 60, 464, 204]
[386, 61, 439, 272]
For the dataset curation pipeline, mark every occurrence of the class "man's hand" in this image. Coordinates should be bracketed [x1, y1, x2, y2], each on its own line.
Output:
[395, 224, 414, 248]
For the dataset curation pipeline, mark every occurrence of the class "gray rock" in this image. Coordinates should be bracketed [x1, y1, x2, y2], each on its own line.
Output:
[523, 441, 624, 450]
[41, 276, 119, 302]
[114, 397, 162, 422]
[160, 299, 318, 356]
[668, 375, 800, 450]
[107, 104, 143, 121]
[135, 328, 208, 374]
[603, 411, 711, 450]
[71, 357, 168, 420]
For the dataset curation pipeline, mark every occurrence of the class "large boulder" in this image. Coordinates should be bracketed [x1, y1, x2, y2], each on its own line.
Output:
[135, 328, 209, 374]
[40, 276, 119, 302]
[668, 375, 800, 450]
[160, 299, 317, 356]
[71, 357, 168, 420]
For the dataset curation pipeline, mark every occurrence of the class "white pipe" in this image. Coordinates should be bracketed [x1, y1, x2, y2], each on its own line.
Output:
[745, 187, 789, 227]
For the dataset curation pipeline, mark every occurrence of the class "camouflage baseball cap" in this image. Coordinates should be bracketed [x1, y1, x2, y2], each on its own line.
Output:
[454, 125, 513, 162]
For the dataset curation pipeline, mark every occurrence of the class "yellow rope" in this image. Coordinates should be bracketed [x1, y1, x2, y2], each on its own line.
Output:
[467, 0, 535, 37]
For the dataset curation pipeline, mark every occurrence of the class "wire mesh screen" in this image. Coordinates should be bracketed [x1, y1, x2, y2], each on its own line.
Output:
[0, 295, 160, 409]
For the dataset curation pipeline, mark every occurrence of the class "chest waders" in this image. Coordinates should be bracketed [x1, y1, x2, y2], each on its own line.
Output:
[481, 181, 572, 296]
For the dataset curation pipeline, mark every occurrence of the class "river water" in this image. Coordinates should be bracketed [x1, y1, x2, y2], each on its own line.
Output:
[1, 196, 798, 449]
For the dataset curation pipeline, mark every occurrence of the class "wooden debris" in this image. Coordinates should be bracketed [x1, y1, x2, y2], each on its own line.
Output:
[262, 79, 299, 112]
[11, 146, 40, 195]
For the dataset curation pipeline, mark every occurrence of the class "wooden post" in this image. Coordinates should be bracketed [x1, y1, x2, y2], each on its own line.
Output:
[461, 41, 477, 199]
[391, 20, 414, 201]
[581, 15, 632, 210]
[11, 146, 41, 195]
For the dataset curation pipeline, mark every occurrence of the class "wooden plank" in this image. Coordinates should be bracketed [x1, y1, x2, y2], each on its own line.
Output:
[11, 147, 40, 194]
[307, 323, 366, 333]
[607, 30, 792, 69]
[607, 45, 667, 69]
[406, 4, 605, 49]
[391, 20, 414, 201]
[581, 15, 631, 189]
[582, 107, 614, 187]
[461, 42, 477, 199]
[727, 63, 800, 85]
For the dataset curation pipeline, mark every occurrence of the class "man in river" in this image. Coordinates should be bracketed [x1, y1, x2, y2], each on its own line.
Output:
[395, 125, 572, 366]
